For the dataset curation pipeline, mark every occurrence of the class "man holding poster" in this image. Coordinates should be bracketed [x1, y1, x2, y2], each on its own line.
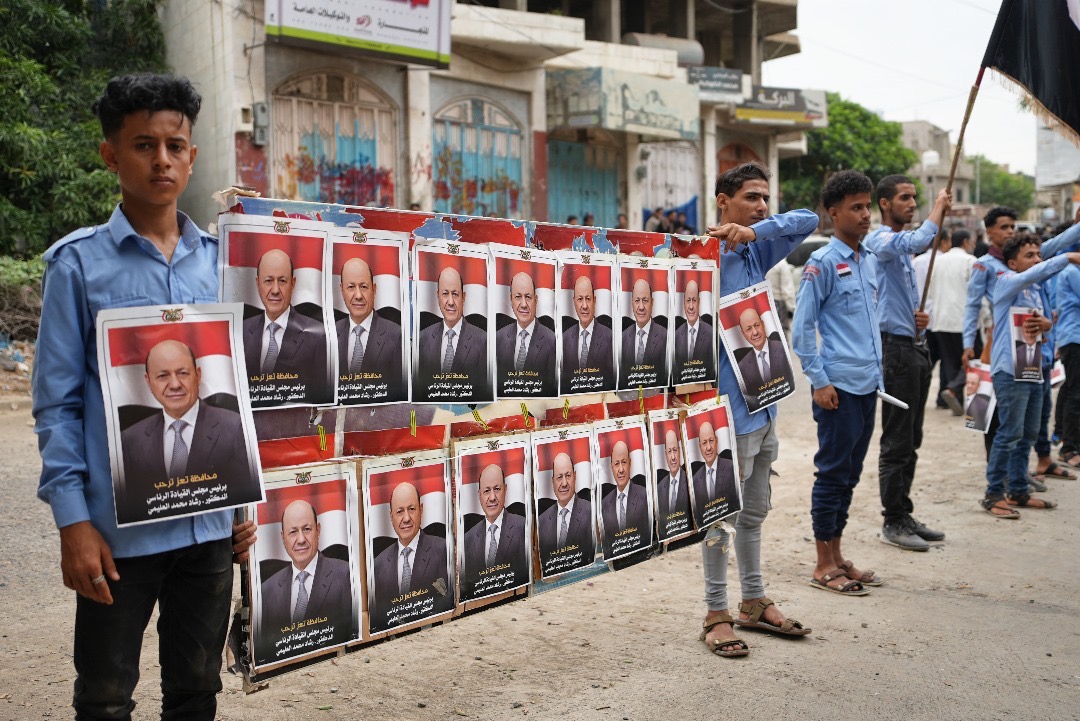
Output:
[33, 75, 253, 720]
[696, 162, 816, 658]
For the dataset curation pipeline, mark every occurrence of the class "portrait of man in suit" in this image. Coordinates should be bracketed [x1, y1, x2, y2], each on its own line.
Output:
[496, 271, 557, 397]
[736, 307, 792, 411]
[599, 440, 650, 557]
[1014, 320, 1042, 380]
[461, 464, 528, 598]
[118, 339, 257, 524]
[242, 248, 330, 404]
[416, 266, 490, 401]
[656, 429, 691, 535]
[619, 277, 669, 388]
[336, 256, 404, 401]
[691, 421, 737, 525]
[256, 500, 353, 661]
[674, 279, 714, 383]
[371, 481, 451, 630]
[561, 274, 615, 393]
[537, 452, 594, 570]
[964, 371, 992, 431]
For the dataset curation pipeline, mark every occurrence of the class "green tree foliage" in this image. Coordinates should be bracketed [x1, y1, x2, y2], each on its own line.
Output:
[969, 154, 1034, 216]
[779, 93, 919, 210]
[0, 1, 166, 257]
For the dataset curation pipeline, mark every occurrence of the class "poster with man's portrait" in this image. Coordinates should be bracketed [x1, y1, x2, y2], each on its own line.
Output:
[490, 244, 560, 399]
[411, 240, 494, 404]
[329, 227, 409, 405]
[593, 416, 655, 561]
[1010, 307, 1044, 382]
[362, 450, 454, 634]
[557, 252, 617, 396]
[647, 408, 696, 542]
[682, 399, 742, 528]
[453, 435, 532, 602]
[248, 463, 360, 671]
[617, 257, 674, 391]
[964, 361, 997, 434]
[531, 424, 597, 579]
[672, 259, 718, 386]
[219, 213, 335, 408]
[96, 304, 263, 527]
[718, 281, 795, 413]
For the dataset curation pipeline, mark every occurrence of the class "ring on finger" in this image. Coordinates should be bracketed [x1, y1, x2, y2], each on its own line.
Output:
[91, 574, 106, 584]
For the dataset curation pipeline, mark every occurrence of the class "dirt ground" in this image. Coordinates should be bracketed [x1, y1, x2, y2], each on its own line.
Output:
[3, 377, 1079, 721]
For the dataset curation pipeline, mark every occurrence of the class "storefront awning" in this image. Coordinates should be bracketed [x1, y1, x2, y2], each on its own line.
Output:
[547, 68, 700, 141]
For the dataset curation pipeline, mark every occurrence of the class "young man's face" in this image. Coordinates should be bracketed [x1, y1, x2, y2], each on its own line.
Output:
[1008, 243, 1041, 274]
[986, 216, 1016, 248]
[881, 183, 918, 226]
[716, 179, 769, 227]
[830, 193, 873, 241]
[100, 110, 196, 209]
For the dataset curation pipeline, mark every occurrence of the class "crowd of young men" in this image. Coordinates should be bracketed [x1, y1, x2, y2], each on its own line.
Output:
[32, 71, 1080, 720]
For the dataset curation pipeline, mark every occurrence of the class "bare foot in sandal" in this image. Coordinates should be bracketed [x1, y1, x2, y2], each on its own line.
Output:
[703, 611, 749, 655]
[737, 597, 788, 627]
[836, 559, 883, 586]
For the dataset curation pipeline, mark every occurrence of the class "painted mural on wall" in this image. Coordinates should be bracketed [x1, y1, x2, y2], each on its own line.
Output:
[280, 132, 395, 208]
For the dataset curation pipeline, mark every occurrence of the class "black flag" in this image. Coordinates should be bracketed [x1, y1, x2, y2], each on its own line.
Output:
[982, 0, 1080, 143]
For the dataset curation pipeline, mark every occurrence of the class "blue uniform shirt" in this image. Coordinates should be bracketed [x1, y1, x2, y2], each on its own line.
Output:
[792, 236, 883, 395]
[1056, 264, 1080, 348]
[32, 205, 232, 558]
[989, 255, 1069, 378]
[962, 249, 1007, 349]
[716, 209, 819, 434]
[863, 220, 938, 337]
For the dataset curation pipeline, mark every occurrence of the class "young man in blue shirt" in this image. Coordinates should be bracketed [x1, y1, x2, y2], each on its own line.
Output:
[863, 176, 951, 551]
[698, 162, 817, 657]
[981, 236, 1080, 518]
[33, 75, 255, 720]
[792, 170, 881, 596]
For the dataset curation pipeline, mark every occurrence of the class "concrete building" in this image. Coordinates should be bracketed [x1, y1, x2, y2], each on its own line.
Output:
[162, 0, 817, 232]
[900, 120, 976, 224]
[1036, 122, 1080, 226]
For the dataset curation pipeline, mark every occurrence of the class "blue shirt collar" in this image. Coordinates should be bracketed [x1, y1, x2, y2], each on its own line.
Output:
[827, 235, 865, 260]
[107, 204, 205, 251]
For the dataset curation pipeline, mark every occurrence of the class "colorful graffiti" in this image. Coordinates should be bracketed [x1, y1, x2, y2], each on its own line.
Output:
[432, 144, 521, 217]
[278, 129, 394, 207]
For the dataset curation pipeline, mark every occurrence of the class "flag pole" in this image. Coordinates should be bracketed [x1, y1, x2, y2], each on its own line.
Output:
[917, 68, 986, 326]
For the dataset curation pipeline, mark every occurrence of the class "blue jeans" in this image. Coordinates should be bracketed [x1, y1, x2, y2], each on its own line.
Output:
[986, 372, 1043, 498]
[810, 387, 877, 541]
[1034, 363, 1053, 459]
[73, 538, 233, 721]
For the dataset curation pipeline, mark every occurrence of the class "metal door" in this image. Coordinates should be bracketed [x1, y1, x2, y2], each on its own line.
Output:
[547, 140, 620, 227]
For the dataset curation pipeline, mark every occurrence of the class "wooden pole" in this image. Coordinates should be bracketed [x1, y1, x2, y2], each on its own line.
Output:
[917, 68, 986, 324]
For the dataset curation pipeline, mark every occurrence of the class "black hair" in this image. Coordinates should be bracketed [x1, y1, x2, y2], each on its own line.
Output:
[93, 74, 202, 139]
[566, 215, 579, 224]
[1002, 235, 1040, 263]
[715, 161, 770, 198]
[951, 228, 970, 249]
[820, 170, 873, 210]
[876, 174, 913, 204]
[983, 205, 1017, 229]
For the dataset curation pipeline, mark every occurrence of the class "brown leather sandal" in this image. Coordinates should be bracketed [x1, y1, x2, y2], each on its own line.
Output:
[734, 597, 811, 636]
[1007, 492, 1056, 509]
[699, 612, 750, 657]
[809, 570, 870, 596]
[838, 560, 884, 587]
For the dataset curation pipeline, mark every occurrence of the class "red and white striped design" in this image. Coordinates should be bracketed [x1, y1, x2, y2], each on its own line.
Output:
[674, 264, 717, 322]
[253, 477, 351, 564]
[219, 215, 330, 309]
[364, 458, 450, 542]
[618, 262, 673, 325]
[491, 246, 558, 321]
[105, 320, 238, 408]
[531, 430, 593, 501]
[328, 230, 407, 317]
[648, 413, 684, 477]
[682, 403, 734, 466]
[593, 418, 650, 485]
[455, 446, 529, 517]
[557, 254, 615, 326]
[412, 241, 490, 319]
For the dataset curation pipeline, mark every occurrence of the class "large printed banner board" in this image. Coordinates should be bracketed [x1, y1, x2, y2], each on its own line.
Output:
[264, 0, 452, 68]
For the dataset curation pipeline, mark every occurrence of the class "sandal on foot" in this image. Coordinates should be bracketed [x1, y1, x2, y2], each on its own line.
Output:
[982, 496, 1020, 519]
[735, 598, 811, 636]
[1060, 450, 1080, 468]
[837, 560, 884, 587]
[809, 570, 870, 596]
[1039, 462, 1077, 480]
[1007, 492, 1056, 509]
[699, 613, 750, 657]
